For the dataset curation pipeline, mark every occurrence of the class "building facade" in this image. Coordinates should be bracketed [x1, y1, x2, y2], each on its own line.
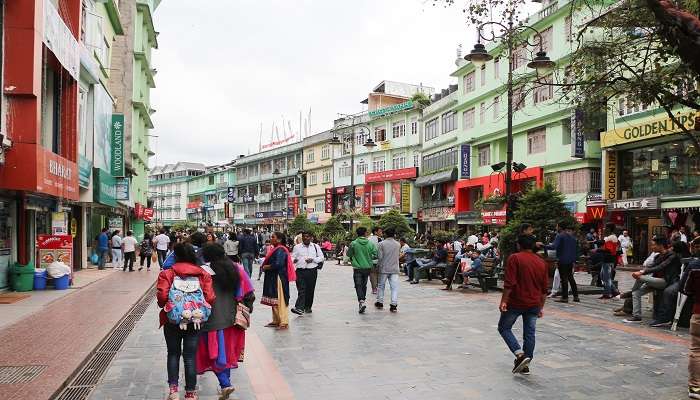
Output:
[186, 162, 235, 227]
[149, 162, 205, 225]
[301, 130, 334, 223]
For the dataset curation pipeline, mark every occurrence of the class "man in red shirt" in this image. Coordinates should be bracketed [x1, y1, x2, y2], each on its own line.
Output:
[498, 234, 549, 374]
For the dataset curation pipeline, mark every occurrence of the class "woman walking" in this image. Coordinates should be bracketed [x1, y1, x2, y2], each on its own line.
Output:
[157, 243, 215, 400]
[195, 243, 254, 399]
[139, 233, 154, 271]
[261, 232, 295, 330]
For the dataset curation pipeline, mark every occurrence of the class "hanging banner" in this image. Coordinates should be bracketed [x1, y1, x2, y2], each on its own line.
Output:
[143, 208, 154, 222]
[51, 212, 68, 235]
[134, 203, 145, 219]
[115, 178, 129, 201]
[571, 109, 585, 158]
[111, 114, 125, 177]
[460, 144, 471, 178]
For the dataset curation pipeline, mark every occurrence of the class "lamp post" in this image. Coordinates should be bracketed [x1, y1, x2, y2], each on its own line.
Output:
[330, 122, 376, 234]
[465, 14, 555, 222]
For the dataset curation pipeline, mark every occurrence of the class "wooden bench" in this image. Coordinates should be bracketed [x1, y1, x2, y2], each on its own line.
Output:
[459, 257, 499, 292]
[420, 251, 457, 280]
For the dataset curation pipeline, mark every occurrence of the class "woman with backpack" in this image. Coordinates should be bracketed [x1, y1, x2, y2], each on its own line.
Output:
[139, 233, 153, 271]
[157, 243, 216, 400]
[195, 243, 255, 400]
[260, 232, 295, 330]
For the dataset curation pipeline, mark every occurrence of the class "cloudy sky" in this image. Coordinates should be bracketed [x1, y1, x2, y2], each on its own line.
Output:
[150, 0, 475, 167]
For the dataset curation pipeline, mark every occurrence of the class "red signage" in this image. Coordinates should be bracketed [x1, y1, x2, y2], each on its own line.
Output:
[365, 167, 418, 183]
[143, 208, 154, 222]
[586, 205, 607, 220]
[575, 212, 587, 224]
[37, 234, 73, 271]
[324, 188, 333, 213]
[134, 203, 145, 219]
[482, 206, 507, 226]
[288, 197, 300, 217]
[363, 185, 371, 215]
[0, 144, 79, 201]
[335, 187, 347, 195]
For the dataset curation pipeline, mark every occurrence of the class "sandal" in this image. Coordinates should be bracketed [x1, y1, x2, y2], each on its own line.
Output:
[264, 322, 279, 328]
[276, 324, 289, 330]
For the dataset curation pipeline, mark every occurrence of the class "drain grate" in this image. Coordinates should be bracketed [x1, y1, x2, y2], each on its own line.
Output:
[0, 365, 47, 384]
[53, 286, 155, 400]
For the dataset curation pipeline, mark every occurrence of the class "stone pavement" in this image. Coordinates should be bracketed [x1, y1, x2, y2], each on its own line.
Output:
[90, 264, 690, 400]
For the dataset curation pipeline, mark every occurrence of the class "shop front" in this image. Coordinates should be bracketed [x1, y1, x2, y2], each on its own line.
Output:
[0, 197, 17, 289]
[415, 168, 457, 232]
[364, 167, 418, 219]
[607, 197, 662, 263]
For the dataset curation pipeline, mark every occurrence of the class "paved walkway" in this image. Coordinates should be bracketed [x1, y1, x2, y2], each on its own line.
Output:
[90, 265, 690, 400]
[0, 267, 157, 400]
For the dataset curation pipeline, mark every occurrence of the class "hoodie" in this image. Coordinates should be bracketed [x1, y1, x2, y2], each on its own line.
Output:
[347, 237, 377, 269]
[157, 262, 216, 327]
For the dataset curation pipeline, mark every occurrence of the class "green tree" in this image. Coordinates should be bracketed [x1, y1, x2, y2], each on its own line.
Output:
[378, 209, 415, 239]
[288, 213, 313, 236]
[171, 221, 196, 232]
[321, 215, 345, 238]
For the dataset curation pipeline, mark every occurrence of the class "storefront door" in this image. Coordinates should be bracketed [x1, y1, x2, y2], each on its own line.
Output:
[0, 199, 16, 289]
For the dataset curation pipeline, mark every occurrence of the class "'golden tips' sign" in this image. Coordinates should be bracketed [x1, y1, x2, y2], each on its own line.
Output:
[601, 111, 696, 148]
[604, 150, 617, 201]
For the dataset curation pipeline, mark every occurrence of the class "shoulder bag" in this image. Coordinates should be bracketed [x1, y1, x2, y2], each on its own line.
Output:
[315, 244, 324, 270]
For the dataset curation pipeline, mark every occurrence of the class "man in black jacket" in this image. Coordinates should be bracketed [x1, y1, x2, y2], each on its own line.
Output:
[238, 229, 259, 277]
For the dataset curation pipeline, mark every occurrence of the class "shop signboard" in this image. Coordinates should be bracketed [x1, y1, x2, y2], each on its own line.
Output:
[143, 208, 154, 221]
[255, 211, 285, 219]
[600, 110, 697, 148]
[401, 182, 411, 214]
[587, 205, 607, 220]
[109, 217, 123, 232]
[605, 151, 617, 200]
[51, 212, 68, 235]
[365, 167, 418, 183]
[571, 109, 585, 158]
[460, 144, 471, 179]
[368, 100, 414, 118]
[564, 201, 577, 214]
[608, 197, 659, 211]
[242, 194, 255, 203]
[288, 197, 300, 217]
[70, 217, 77, 237]
[78, 156, 92, 188]
[134, 203, 145, 219]
[227, 187, 235, 202]
[111, 114, 125, 177]
[37, 234, 73, 272]
[586, 193, 604, 204]
[363, 185, 371, 215]
[324, 188, 333, 213]
[43, 0, 79, 80]
[115, 178, 129, 201]
[93, 168, 117, 207]
[482, 206, 507, 226]
[421, 207, 455, 222]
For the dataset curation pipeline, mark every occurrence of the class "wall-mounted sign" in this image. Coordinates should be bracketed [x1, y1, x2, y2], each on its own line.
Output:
[564, 201, 577, 214]
[605, 150, 617, 200]
[143, 209, 154, 222]
[571, 109, 585, 158]
[243, 194, 255, 203]
[78, 156, 92, 188]
[43, 0, 79, 80]
[51, 212, 68, 235]
[115, 178, 129, 201]
[421, 207, 455, 222]
[482, 206, 507, 226]
[271, 191, 286, 200]
[460, 144, 471, 179]
[111, 114, 125, 177]
[363, 185, 372, 215]
[608, 197, 659, 211]
[135, 203, 145, 219]
[365, 167, 418, 183]
[324, 188, 333, 214]
[401, 182, 411, 214]
[255, 211, 286, 219]
[368, 100, 414, 118]
[601, 111, 697, 148]
[108, 217, 123, 231]
[587, 205, 607, 220]
[93, 168, 117, 207]
[227, 187, 235, 202]
[586, 193, 604, 204]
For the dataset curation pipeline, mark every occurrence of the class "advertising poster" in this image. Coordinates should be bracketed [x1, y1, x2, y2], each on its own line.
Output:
[37, 234, 73, 270]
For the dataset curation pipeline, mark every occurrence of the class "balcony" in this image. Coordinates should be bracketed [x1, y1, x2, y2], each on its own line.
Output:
[537, 2, 558, 20]
[421, 198, 455, 209]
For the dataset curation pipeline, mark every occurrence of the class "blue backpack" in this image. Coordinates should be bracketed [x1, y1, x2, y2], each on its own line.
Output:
[164, 276, 211, 330]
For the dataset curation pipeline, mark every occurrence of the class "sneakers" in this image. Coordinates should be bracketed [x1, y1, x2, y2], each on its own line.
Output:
[291, 308, 304, 316]
[389, 304, 397, 313]
[184, 391, 198, 400]
[374, 302, 384, 309]
[358, 301, 366, 314]
[167, 385, 179, 400]
[512, 354, 531, 374]
[623, 316, 642, 323]
[218, 386, 235, 400]
[689, 385, 700, 399]
[613, 308, 628, 316]
[649, 320, 672, 328]
[520, 366, 530, 375]
[305, 309, 313, 314]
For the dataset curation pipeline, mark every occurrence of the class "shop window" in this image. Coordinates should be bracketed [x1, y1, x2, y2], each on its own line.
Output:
[478, 145, 490, 167]
[391, 182, 402, 205]
[527, 128, 547, 154]
[620, 141, 700, 197]
[371, 184, 385, 205]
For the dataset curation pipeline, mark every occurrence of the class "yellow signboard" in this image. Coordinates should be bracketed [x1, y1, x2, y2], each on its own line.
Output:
[601, 111, 696, 148]
[604, 150, 617, 200]
[401, 182, 411, 214]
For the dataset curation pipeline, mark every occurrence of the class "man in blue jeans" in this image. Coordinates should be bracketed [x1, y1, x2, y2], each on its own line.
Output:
[96, 227, 110, 270]
[498, 234, 549, 375]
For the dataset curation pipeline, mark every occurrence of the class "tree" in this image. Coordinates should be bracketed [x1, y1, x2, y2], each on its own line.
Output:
[171, 221, 196, 232]
[288, 213, 314, 236]
[378, 209, 415, 239]
[321, 215, 345, 238]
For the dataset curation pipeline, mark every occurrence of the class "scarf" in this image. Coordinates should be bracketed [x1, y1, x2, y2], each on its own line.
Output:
[262, 244, 296, 282]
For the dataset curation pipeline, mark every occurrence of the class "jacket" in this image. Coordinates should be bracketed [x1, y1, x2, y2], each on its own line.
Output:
[202, 278, 255, 332]
[238, 234, 259, 255]
[546, 231, 577, 265]
[157, 262, 216, 327]
[347, 237, 377, 269]
[224, 239, 239, 256]
[377, 238, 401, 274]
[642, 251, 678, 280]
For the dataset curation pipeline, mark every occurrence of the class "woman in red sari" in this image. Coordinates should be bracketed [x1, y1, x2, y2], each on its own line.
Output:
[195, 243, 255, 399]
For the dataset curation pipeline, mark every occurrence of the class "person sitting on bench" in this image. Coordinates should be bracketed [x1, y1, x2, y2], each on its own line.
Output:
[411, 241, 448, 284]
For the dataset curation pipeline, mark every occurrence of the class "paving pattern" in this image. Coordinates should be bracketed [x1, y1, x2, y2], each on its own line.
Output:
[90, 265, 691, 400]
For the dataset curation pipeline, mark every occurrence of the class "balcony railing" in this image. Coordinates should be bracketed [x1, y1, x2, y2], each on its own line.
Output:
[537, 2, 558, 20]
[421, 198, 455, 208]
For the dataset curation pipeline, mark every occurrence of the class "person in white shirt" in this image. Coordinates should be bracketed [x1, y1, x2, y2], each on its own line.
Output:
[453, 238, 463, 254]
[121, 231, 138, 272]
[290, 232, 325, 315]
[467, 233, 479, 248]
[153, 229, 171, 268]
[618, 230, 633, 267]
[110, 230, 123, 269]
[680, 227, 689, 243]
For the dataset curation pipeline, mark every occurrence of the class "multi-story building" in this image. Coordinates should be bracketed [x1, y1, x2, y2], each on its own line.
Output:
[301, 131, 334, 223]
[109, 0, 161, 240]
[231, 144, 304, 230]
[331, 81, 433, 224]
[186, 162, 235, 226]
[452, 0, 602, 229]
[149, 162, 205, 226]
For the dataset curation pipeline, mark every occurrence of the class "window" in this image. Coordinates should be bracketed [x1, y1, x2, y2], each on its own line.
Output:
[208, 176, 214, 185]
[463, 71, 475, 93]
[463, 108, 475, 130]
[357, 162, 368, 175]
[494, 58, 500, 78]
[540, 26, 553, 53]
[513, 86, 526, 110]
[564, 16, 572, 42]
[411, 117, 418, 135]
[478, 145, 490, 167]
[493, 96, 500, 119]
[562, 118, 572, 145]
[511, 44, 527, 70]
[309, 172, 318, 185]
[617, 95, 650, 116]
[527, 128, 547, 154]
[322, 169, 331, 183]
[321, 145, 330, 160]
[372, 156, 385, 172]
[339, 165, 352, 177]
[479, 102, 486, 124]
[414, 154, 420, 167]
[356, 131, 369, 146]
[314, 199, 325, 212]
[533, 74, 553, 103]
[425, 118, 439, 141]
[374, 126, 386, 142]
[422, 148, 458, 174]
[306, 150, 315, 163]
[551, 168, 598, 194]
[392, 152, 406, 170]
[480, 65, 486, 86]
[392, 121, 406, 138]
[442, 111, 456, 134]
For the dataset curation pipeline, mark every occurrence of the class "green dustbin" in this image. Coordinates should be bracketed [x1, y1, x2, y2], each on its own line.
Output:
[10, 263, 35, 292]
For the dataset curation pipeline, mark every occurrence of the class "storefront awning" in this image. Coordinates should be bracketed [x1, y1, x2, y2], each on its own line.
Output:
[415, 169, 457, 187]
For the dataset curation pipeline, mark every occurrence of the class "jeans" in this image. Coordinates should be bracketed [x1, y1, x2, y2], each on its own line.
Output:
[353, 268, 371, 302]
[631, 275, 667, 318]
[498, 307, 540, 360]
[413, 259, 437, 282]
[111, 249, 123, 267]
[241, 253, 254, 277]
[656, 281, 680, 323]
[601, 262, 617, 296]
[123, 251, 135, 271]
[97, 248, 109, 269]
[295, 268, 318, 311]
[377, 273, 399, 305]
[157, 249, 168, 267]
[689, 314, 700, 387]
[557, 263, 578, 299]
[370, 265, 379, 292]
[163, 323, 199, 391]
[140, 253, 152, 269]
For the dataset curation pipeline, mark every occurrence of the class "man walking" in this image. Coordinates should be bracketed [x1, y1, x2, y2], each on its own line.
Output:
[618, 230, 633, 267]
[152, 229, 170, 269]
[121, 231, 138, 272]
[375, 228, 401, 312]
[368, 227, 383, 295]
[498, 234, 549, 375]
[111, 230, 123, 270]
[347, 227, 377, 314]
[291, 232, 325, 315]
[96, 228, 110, 270]
[238, 228, 259, 277]
[542, 224, 579, 303]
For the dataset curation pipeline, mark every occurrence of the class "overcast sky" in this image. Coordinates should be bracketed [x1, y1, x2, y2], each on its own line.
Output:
[150, 0, 475, 167]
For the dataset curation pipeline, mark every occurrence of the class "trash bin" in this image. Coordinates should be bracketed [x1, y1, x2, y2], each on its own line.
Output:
[10, 263, 35, 292]
[53, 274, 70, 290]
[33, 269, 47, 290]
